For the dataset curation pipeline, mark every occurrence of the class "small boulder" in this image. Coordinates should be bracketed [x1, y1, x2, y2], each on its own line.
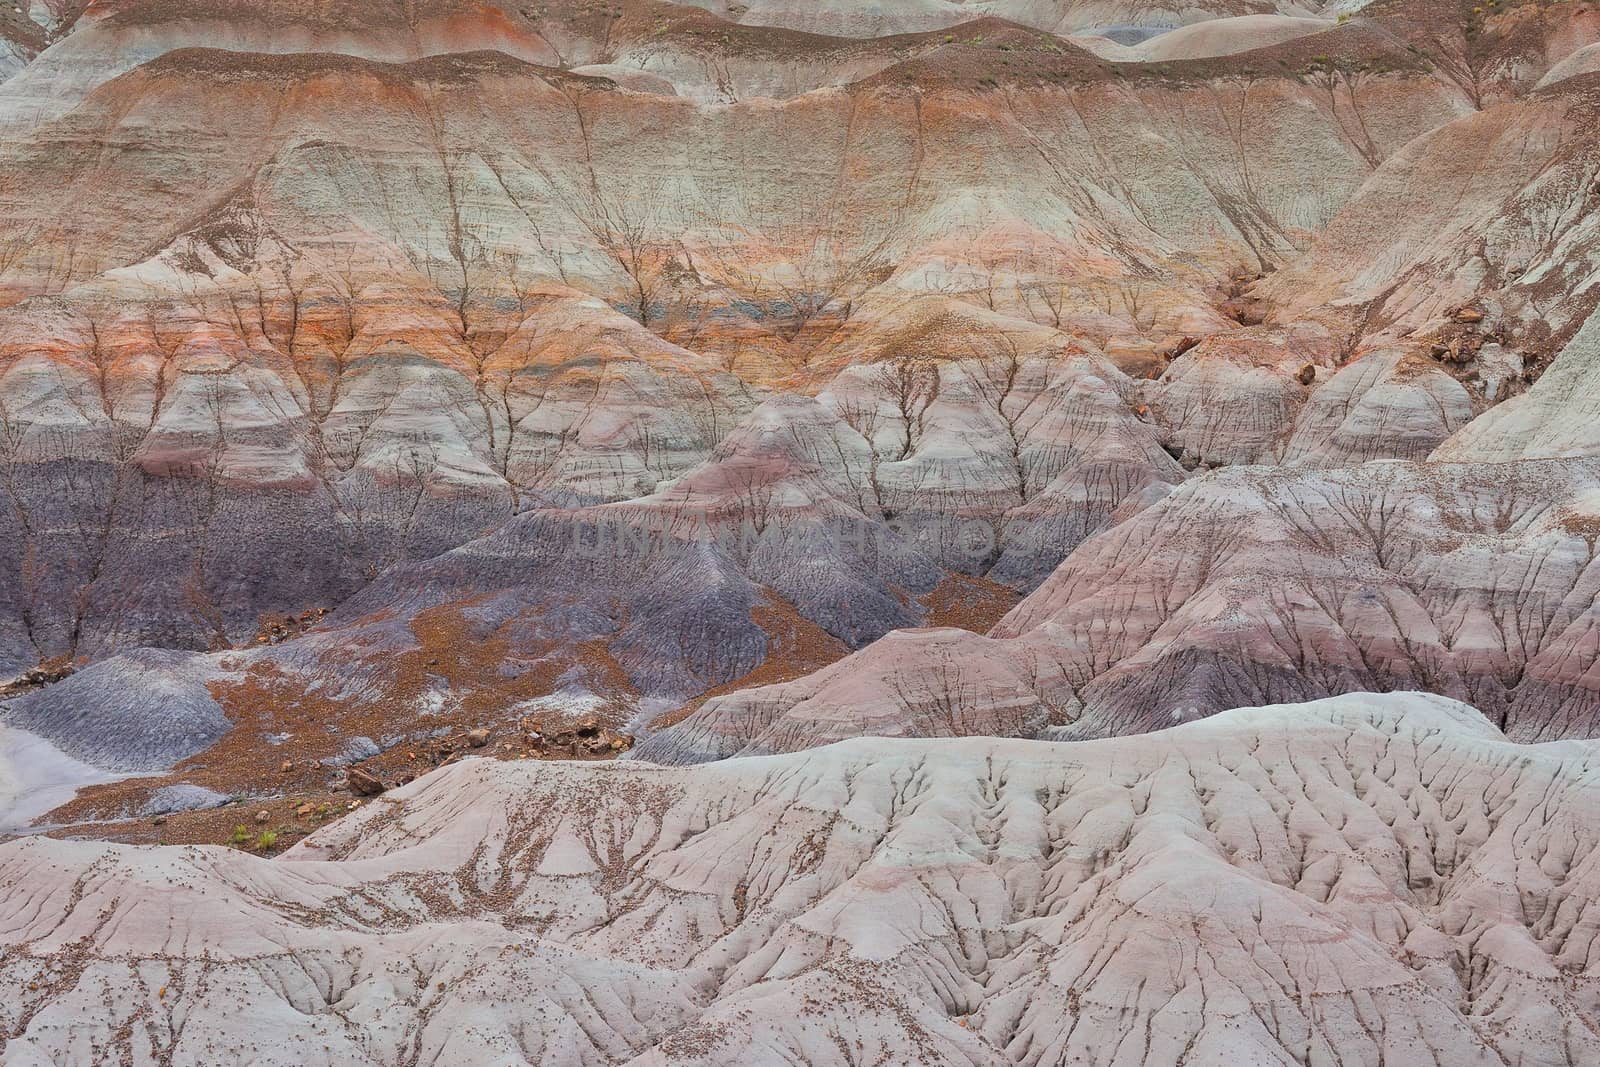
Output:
[347, 767, 388, 796]
[1295, 363, 1316, 386]
[466, 727, 491, 749]
[1456, 307, 1484, 324]
[139, 784, 229, 817]
[254, 810, 271, 825]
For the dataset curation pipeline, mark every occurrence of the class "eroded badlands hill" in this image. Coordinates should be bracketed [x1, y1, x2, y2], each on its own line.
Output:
[3, 0, 1600, 1060]
[0, 0, 1594, 1006]
[6, 695, 1600, 1065]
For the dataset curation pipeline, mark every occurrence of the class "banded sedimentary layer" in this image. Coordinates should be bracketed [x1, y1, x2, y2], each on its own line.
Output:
[3, 0, 1600, 1060]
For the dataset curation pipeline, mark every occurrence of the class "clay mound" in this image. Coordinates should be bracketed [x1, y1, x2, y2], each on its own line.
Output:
[1, 649, 229, 772]
[635, 626, 1061, 762]
[676, 0, 1298, 38]
[996, 456, 1600, 740]
[4, 693, 1598, 1064]
[1130, 13, 1336, 61]
[674, 0, 978, 38]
